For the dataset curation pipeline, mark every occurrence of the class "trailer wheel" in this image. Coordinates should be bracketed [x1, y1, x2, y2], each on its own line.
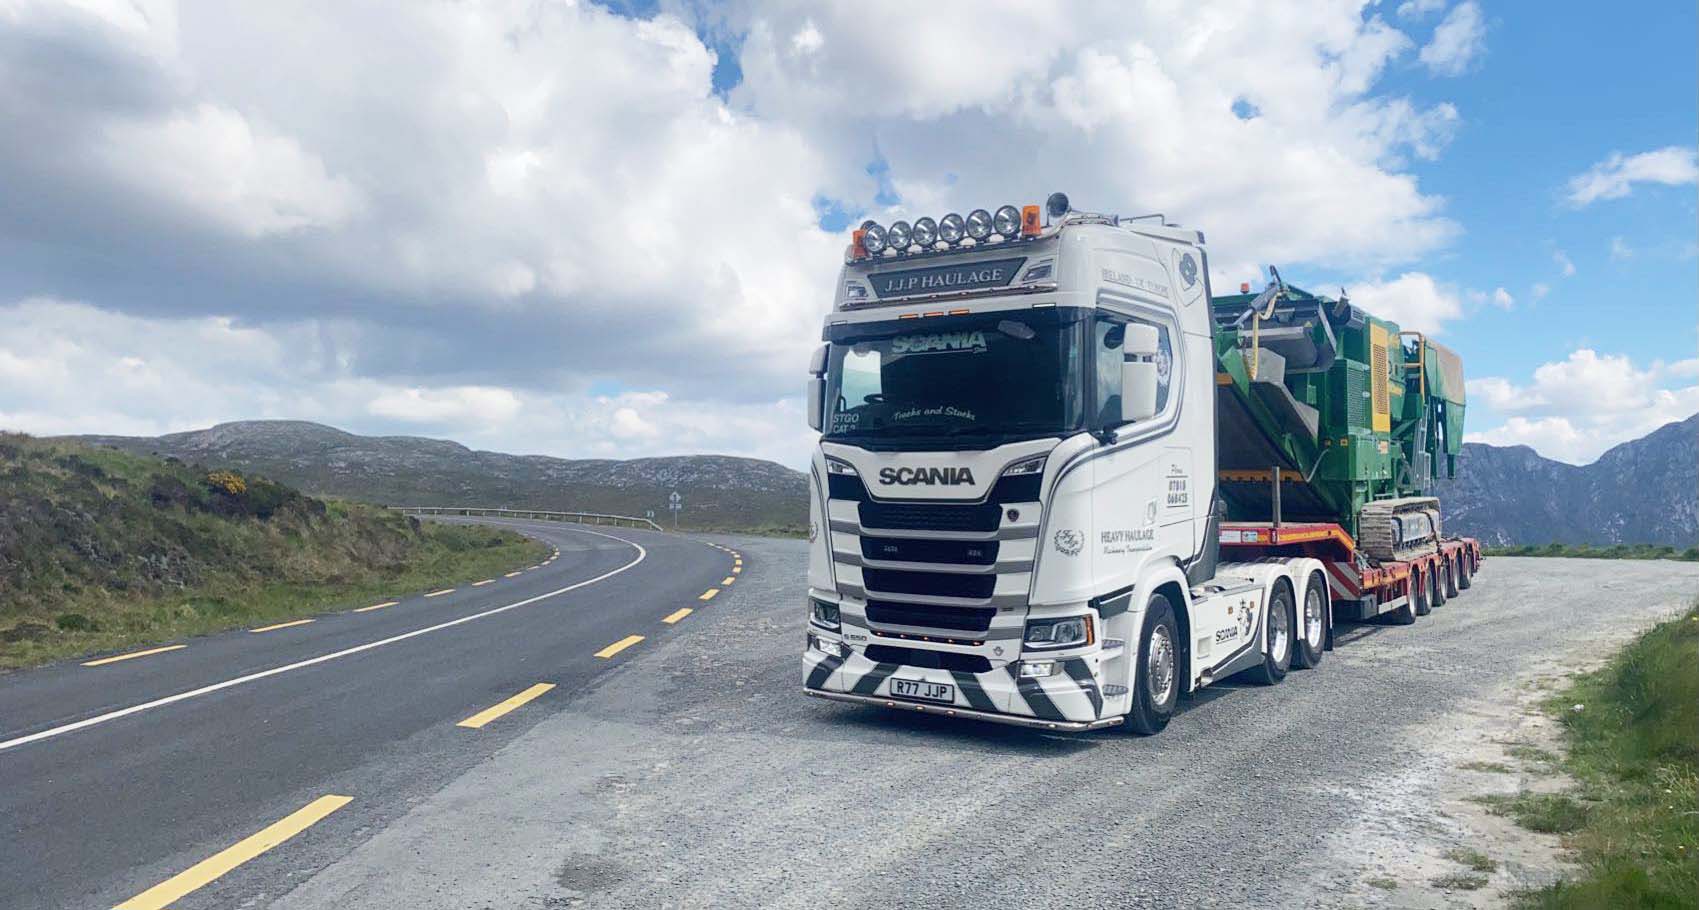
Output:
[1292, 574, 1326, 669]
[1444, 555, 1461, 598]
[1456, 553, 1473, 590]
[1126, 595, 1180, 736]
[1246, 583, 1294, 685]
[1428, 562, 1446, 609]
[1414, 569, 1434, 616]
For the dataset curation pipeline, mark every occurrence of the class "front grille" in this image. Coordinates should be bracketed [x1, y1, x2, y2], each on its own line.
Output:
[861, 535, 998, 565]
[859, 501, 1001, 532]
[866, 599, 995, 633]
[862, 567, 995, 599]
[865, 644, 992, 674]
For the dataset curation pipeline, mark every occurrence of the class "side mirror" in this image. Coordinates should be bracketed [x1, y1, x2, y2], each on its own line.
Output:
[806, 344, 829, 432]
[1121, 324, 1159, 423]
[806, 378, 825, 431]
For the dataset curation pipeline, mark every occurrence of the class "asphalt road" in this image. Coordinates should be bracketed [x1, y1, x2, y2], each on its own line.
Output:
[0, 518, 739, 910]
[5, 528, 1699, 909]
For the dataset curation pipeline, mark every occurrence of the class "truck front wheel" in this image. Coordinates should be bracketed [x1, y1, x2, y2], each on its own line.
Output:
[1246, 583, 1294, 685]
[1126, 595, 1180, 736]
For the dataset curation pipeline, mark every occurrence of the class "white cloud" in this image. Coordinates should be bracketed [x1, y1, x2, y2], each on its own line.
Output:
[1467, 349, 1699, 463]
[0, 2, 1487, 468]
[1349, 272, 1463, 334]
[1609, 236, 1634, 261]
[1397, 0, 1447, 18]
[1554, 249, 1577, 277]
[1491, 286, 1513, 309]
[97, 103, 365, 237]
[1419, 2, 1486, 76]
[1530, 282, 1549, 301]
[368, 386, 521, 425]
[1565, 146, 1699, 206]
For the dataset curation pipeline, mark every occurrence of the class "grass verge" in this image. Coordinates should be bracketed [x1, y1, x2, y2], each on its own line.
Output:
[1484, 543, 1699, 561]
[1508, 601, 1699, 909]
[1, 434, 550, 669]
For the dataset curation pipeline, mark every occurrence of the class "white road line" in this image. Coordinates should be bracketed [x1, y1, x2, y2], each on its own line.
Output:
[0, 527, 648, 754]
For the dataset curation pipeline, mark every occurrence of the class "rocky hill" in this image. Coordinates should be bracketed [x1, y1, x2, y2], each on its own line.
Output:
[1435, 414, 1697, 546]
[71, 421, 808, 534]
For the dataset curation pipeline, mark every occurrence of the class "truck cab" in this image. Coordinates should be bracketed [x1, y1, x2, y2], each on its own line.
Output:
[802, 199, 1325, 734]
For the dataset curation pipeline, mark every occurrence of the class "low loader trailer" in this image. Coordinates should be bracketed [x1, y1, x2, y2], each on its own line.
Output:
[801, 195, 1481, 735]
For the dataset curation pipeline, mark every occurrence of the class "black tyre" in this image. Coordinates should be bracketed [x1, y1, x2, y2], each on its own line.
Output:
[1126, 594, 1180, 736]
[1292, 573, 1326, 669]
[1457, 552, 1473, 590]
[1246, 583, 1294, 685]
[1387, 583, 1417, 625]
[1444, 555, 1461, 598]
[1413, 570, 1434, 616]
[1429, 563, 1446, 609]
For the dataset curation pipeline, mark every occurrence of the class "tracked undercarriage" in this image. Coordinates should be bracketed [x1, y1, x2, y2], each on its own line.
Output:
[1357, 497, 1442, 562]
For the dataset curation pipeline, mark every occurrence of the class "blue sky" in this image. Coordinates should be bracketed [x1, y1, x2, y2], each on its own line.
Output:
[0, 1, 1692, 468]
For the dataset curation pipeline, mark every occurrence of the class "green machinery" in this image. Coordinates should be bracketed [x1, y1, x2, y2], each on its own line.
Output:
[1209, 269, 1467, 560]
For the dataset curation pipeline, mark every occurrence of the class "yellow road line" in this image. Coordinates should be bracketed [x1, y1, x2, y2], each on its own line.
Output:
[504, 571, 523, 578]
[456, 683, 555, 729]
[721, 576, 735, 585]
[424, 588, 455, 598]
[353, 601, 398, 613]
[82, 644, 186, 667]
[594, 635, 645, 658]
[471, 579, 494, 587]
[250, 619, 314, 634]
[662, 608, 692, 624]
[114, 794, 352, 910]
[699, 588, 719, 601]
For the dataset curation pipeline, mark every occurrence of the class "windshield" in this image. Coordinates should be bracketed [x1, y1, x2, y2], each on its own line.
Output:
[823, 309, 1087, 448]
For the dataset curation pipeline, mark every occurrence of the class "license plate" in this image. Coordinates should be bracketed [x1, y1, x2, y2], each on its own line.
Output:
[890, 678, 954, 703]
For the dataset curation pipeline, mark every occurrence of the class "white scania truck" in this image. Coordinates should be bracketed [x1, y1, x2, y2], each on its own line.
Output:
[800, 195, 1478, 734]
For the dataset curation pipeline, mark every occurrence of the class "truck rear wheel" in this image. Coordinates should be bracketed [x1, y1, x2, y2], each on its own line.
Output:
[1414, 570, 1434, 616]
[1246, 583, 1294, 685]
[1292, 574, 1326, 669]
[1126, 595, 1180, 736]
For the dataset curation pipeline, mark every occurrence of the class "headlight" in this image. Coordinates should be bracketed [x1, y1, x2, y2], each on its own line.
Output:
[965, 208, 993, 241]
[1000, 454, 1046, 477]
[861, 221, 887, 254]
[887, 220, 912, 250]
[825, 457, 858, 476]
[993, 205, 1022, 237]
[1023, 615, 1094, 650]
[911, 216, 937, 247]
[938, 213, 965, 243]
[810, 598, 841, 630]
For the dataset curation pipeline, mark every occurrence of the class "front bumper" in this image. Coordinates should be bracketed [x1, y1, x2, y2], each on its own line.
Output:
[803, 645, 1114, 731]
[803, 687, 1122, 731]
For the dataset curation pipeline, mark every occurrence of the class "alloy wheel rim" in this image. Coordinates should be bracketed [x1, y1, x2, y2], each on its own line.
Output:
[1304, 588, 1324, 647]
[1270, 599, 1289, 659]
[1147, 626, 1175, 705]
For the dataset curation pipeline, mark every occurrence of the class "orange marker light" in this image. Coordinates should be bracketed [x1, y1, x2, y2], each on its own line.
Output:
[1021, 204, 1041, 236]
[851, 229, 868, 260]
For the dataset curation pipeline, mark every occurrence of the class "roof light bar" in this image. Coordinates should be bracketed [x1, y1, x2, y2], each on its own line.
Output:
[850, 201, 1042, 262]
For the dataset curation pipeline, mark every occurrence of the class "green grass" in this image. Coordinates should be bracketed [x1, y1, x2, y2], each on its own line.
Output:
[0, 434, 549, 669]
[1446, 847, 1500, 873]
[1508, 603, 1699, 909]
[1472, 791, 1591, 834]
[1433, 873, 1490, 891]
[1484, 543, 1699, 561]
[1461, 760, 1515, 774]
[1365, 876, 1399, 890]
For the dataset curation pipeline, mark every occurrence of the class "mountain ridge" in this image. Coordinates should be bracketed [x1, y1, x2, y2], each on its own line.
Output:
[61, 413, 1696, 545]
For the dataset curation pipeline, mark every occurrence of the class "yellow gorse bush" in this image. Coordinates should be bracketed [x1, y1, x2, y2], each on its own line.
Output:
[206, 470, 247, 496]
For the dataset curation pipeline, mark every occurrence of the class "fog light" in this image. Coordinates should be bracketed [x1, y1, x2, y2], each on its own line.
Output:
[810, 634, 844, 658]
[993, 205, 1022, 237]
[965, 209, 993, 241]
[911, 216, 938, 247]
[1019, 660, 1056, 678]
[938, 213, 965, 243]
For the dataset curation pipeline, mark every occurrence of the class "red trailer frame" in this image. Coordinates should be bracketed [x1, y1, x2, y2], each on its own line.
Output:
[1219, 521, 1482, 632]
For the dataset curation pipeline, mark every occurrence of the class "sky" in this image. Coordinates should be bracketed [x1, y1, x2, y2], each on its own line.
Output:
[0, 0, 1693, 468]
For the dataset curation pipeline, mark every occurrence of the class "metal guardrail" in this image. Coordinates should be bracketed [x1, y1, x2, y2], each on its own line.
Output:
[394, 506, 663, 532]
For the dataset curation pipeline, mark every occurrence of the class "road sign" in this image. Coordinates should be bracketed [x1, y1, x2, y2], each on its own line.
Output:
[667, 491, 682, 529]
